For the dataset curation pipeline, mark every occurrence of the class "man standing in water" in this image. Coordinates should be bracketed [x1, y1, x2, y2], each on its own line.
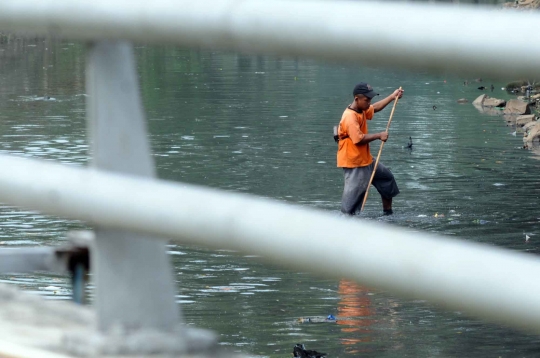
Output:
[337, 83, 403, 215]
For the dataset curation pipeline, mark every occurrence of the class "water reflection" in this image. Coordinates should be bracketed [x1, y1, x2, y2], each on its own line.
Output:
[473, 103, 504, 116]
[337, 280, 375, 353]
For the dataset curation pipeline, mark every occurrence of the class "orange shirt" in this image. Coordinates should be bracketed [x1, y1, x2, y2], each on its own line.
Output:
[337, 105, 375, 168]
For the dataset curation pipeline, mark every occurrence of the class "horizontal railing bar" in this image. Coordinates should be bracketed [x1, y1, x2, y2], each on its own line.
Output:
[0, 154, 539, 333]
[0, 248, 60, 273]
[0, 1, 539, 79]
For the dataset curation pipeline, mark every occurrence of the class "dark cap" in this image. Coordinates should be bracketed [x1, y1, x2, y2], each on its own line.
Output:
[353, 82, 379, 99]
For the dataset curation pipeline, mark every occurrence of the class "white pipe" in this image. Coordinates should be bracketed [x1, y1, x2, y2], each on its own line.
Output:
[0, 248, 60, 273]
[0, 154, 539, 333]
[0, 0, 539, 78]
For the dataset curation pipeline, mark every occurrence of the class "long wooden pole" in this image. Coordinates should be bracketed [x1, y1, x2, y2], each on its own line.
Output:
[360, 87, 402, 212]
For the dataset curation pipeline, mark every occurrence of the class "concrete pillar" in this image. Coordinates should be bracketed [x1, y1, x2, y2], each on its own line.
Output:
[85, 41, 180, 332]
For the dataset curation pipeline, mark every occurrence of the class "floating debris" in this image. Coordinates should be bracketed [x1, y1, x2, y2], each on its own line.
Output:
[293, 344, 326, 358]
[407, 137, 413, 149]
[297, 315, 337, 324]
[472, 219, 489, 225]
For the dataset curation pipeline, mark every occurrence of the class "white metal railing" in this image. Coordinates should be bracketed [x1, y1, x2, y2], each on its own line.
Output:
[0, 0, 539, 79]
[2, 153, 540, 334]
[0, 0, 539, 354]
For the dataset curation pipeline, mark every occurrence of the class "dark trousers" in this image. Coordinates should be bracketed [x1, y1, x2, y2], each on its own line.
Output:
[341, 162, 400, 214]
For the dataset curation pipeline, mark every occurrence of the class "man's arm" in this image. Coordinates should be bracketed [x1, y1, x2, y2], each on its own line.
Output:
[358, 131, 388, 144]
[372, 88, 404, 113]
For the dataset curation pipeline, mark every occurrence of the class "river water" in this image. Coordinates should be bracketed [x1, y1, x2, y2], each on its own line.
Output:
[1, 37, 540, 357]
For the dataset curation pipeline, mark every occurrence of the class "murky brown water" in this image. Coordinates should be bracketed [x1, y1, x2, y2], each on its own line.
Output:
[1, 35, 540, 357]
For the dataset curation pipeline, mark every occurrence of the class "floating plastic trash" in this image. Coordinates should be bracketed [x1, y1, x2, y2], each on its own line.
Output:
[297, 316, 337, 324]
[472, 219, 489, 225]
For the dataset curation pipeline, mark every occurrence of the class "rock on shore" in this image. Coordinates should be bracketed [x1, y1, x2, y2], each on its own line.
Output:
[504, 99, 531, 115]
[523, 119, 540, 148]
[472, 94, 506, 108]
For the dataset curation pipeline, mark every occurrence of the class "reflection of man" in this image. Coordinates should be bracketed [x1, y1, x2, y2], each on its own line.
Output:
[337, 280, 403, 354]
[337, 279, 376, 347]
[337, 83, 403, 215]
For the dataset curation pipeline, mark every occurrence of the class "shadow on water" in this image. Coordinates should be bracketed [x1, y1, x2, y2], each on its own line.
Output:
[2, 38, 540, 357]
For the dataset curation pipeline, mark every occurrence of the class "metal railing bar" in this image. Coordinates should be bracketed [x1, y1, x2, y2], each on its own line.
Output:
[0, 248, 61, 273]
[0, 154, 539, 334]
[0, 0, 538, 79]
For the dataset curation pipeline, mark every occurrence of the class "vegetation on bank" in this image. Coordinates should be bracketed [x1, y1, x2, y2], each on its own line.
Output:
[503, 0, 540, 9]
[506, 81, 540, 91]
[0, 33, 18, 44]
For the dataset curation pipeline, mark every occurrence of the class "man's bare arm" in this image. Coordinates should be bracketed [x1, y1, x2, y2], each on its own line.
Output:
[358, 131, 388, 144]
[373, 88, 404, 113]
